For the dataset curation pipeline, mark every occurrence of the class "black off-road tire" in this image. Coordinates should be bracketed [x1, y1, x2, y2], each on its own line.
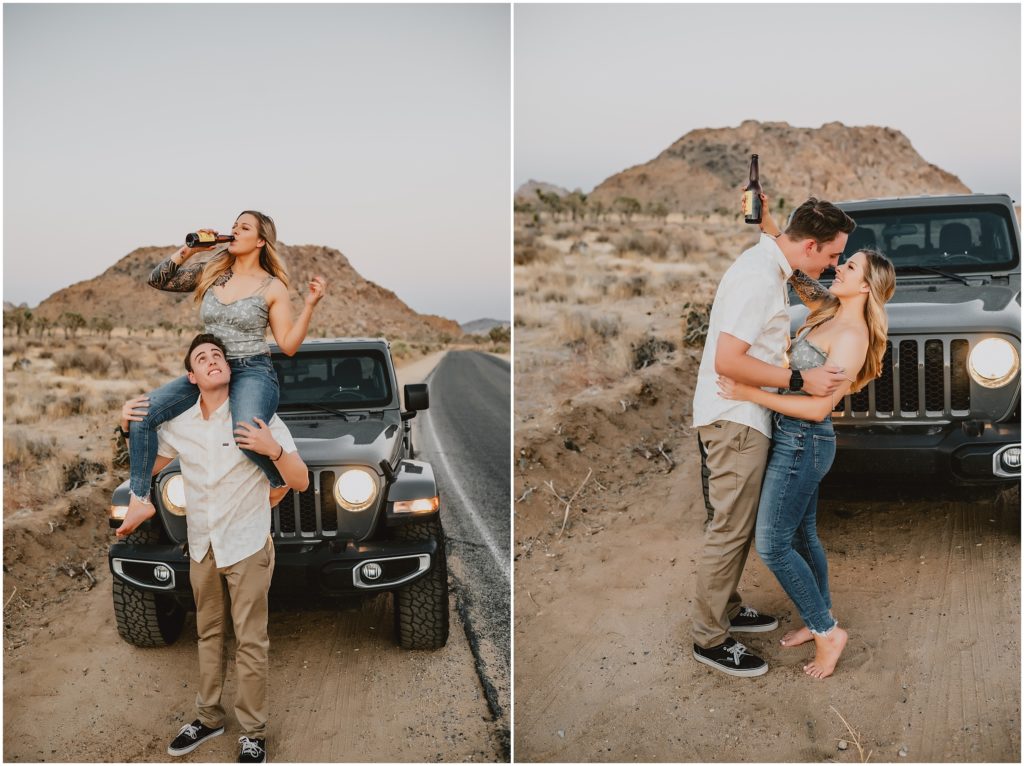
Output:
[111, 525, 186, 648]
[392, 518, 449, 650]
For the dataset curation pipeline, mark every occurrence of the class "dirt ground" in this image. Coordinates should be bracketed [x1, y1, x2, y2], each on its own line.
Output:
[512, 213, 1021, 763]
[2, 340, 507, 763]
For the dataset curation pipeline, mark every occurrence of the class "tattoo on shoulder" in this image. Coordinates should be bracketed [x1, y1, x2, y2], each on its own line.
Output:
[148, 259, 203, 292]
[213, 267, 233, 288]
[788, 269, 834, 305]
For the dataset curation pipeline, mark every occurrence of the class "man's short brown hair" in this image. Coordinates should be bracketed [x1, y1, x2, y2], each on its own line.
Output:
[184, 333, 227, 372]
[785, 197, 856, 246]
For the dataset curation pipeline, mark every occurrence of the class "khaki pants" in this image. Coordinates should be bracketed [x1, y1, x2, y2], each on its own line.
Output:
[190, 535, 275, 739]
[692, 421, 770, 648]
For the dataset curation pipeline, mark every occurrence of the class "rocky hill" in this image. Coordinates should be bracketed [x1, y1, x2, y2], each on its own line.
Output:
[515, 179, 571, 204]
[33, 244, 462, 342]
[461, 318, 511, 335]
[588, 120, 971, 213]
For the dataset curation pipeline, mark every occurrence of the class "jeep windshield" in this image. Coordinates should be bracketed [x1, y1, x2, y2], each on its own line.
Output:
[838, 204, 1019, 274]
[273, 349, 393, 409]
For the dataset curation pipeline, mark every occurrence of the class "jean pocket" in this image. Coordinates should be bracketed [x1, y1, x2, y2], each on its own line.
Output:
[773, 414, 803, 439]
[812, 434, 837, 477]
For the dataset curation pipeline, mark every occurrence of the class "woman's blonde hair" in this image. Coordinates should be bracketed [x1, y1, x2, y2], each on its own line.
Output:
[193, 210, 289, 303]
[799, 249, 896, 392]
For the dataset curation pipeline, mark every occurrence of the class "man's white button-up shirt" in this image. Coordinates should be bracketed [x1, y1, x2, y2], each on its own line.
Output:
[157, 397, 297, 568]
[692, 233, 794, 439]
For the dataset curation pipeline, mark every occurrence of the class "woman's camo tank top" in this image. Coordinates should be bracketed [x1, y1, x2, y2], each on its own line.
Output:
[782, 326, 829, 395]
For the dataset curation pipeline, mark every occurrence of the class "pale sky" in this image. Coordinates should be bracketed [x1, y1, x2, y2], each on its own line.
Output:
[515, 3, 1021, 199]
[4, 3, 510, 324]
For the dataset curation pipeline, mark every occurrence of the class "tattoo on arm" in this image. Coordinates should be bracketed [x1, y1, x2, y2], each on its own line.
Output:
[148, 259, 203, 292]
[788, 269, 835, 307]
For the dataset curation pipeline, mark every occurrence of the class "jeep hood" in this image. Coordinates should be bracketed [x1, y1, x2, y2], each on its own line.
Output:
[790, 279, 1021, 338]
[284, 413, 404, 468]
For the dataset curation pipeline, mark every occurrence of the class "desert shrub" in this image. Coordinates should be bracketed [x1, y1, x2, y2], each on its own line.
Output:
[516, 230, 536, 248]
[54, 349, 110, 377]
[611, 275, 648, 300]
[552, 229, 572, 240]
[632, 334, 677, 369]
[115, 354, 136, 376]
[515, 245, 542, 266]
[560, 311, 622, 351]
[4, 429, 56, 466]
[62, 457, 106, 491]
[49, 394, 88, 419]
[38, 350, 53, 359]
[670, 226, 710, 257]
[615, 232, 669, 259]
[682, 301, 712, 347]
[541, 290, 567, 304]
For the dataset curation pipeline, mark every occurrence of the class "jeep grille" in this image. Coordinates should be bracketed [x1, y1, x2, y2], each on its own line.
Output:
[834, 336, 972, 421]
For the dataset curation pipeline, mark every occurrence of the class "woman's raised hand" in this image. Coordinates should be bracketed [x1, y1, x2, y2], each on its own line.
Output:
[305, 275, 327, 308]
[757, 193, 781, 237]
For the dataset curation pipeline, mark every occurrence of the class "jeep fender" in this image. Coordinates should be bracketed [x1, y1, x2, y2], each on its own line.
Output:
[384, 459, 440, 525]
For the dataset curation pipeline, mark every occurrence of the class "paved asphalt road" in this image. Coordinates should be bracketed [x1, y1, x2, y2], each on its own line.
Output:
[412, 350, 511, 745]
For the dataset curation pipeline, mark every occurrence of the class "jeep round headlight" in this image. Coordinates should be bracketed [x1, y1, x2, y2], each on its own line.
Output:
[334, 468, 378, 511]
[968, 338, 1020, 388]
[161, 474, 187, 516]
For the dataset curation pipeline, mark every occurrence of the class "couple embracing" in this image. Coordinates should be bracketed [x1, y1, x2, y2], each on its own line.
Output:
[691, 194, 895, 679]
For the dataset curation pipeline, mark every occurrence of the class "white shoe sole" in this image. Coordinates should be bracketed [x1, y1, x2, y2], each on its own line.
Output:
[730, 619, 779, 633]
[692, 648, 769, 677]
[168, 727, 224, 756]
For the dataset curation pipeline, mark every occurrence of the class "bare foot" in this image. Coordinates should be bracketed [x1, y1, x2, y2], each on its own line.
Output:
[804, 627, 848, 679]
[780, 626, 813, 648]
[116, 496, 156, 538]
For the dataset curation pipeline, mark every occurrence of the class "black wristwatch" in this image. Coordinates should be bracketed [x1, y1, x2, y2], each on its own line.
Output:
[789, 369, 804, 392]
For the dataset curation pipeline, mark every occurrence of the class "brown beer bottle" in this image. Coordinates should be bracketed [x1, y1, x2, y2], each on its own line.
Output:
[742, 154, 763, 225]
[184, 231, 234, 248]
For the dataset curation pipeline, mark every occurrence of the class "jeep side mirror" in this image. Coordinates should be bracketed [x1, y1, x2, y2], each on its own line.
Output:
[404, 383, 429, 413]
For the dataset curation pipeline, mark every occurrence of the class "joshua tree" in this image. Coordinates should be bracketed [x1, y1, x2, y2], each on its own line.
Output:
[4, 307, 33, 336]
[615, 196, 642, 222]
[59, 311, 86, 338]
[563, 190, 588, 222]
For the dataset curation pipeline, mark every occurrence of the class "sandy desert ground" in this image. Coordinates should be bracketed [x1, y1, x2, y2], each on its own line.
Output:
[512, 212, 1021, 762]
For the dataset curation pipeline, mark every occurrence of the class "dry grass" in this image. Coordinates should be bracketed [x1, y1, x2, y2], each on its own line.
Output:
[513, 212, 737, 421]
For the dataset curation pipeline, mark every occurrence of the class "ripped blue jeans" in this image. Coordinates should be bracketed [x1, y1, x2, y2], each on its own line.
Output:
[128, 354, 283, 500]
[755, 412, 838, 635]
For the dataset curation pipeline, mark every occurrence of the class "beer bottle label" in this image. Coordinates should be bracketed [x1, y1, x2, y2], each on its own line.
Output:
[198, 231, 216, 244]
[742, 191, 754, 217]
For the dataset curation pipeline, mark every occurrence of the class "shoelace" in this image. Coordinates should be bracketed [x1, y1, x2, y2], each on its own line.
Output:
[177, 723, 200, 741]
[739, 606, 758, 618]
[239, 737, 263, 758]
[723, 642, 751, 666]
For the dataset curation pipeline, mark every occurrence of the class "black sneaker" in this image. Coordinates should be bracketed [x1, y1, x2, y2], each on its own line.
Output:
[167, 720, 224, 756]
[692, 637, 768, 677]
[238, 736, 267, 763]
[729, 605, 779, 633]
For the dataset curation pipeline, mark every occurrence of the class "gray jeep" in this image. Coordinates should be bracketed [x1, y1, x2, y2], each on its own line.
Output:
[107, 338, 450, 650]
[799, 194, 1020, 488]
